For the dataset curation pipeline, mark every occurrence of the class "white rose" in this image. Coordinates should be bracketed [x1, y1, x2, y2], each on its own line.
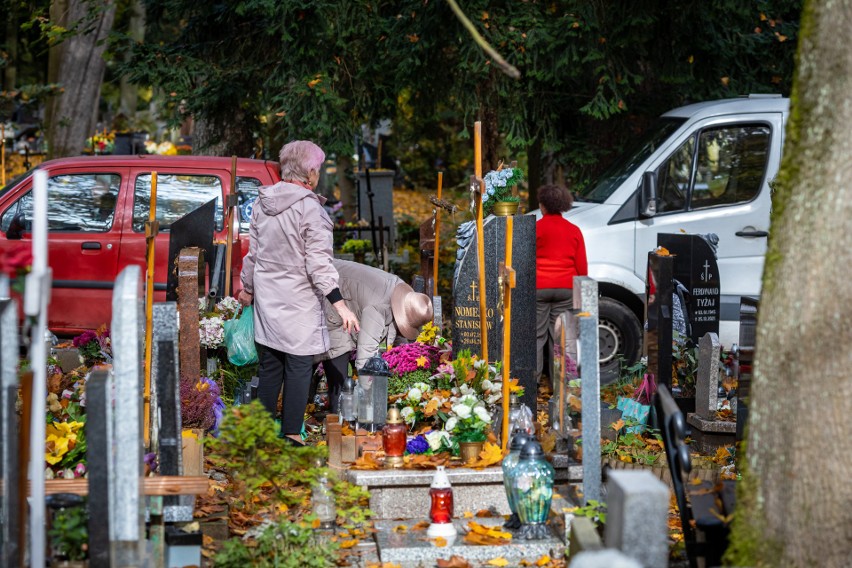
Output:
[407, 388, 422, 401]
[400, 406, 414, 419]
[459, 384, 473, 396]
[425, 430, 445, 451]
[481, 379, 493, 391]
[452, 404, 472, 419]
[486, 392, 502, 405]
[473, 359, 487, 369]
[458, 394, 478, 406]
[445, 416, 458, 432]
[474, 406, 492, 423]
[413, 382, 431, 393]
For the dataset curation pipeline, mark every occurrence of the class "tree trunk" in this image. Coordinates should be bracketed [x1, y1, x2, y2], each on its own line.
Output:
[726, 2, 852, 566]
[193, 111, 254, 157]
[119, 0, 146, 116]
[45, 0, 116, 158]
[337, 153, 357, 222]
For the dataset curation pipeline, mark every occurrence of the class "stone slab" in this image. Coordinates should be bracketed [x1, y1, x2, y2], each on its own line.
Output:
[604, 470, 669, 568]
[549, 454, 584, 483]
[347, 467, 511, 519]
[687, 414, 736, 434]
[375, 518, 564, 565]
[53, 347, 84, 373]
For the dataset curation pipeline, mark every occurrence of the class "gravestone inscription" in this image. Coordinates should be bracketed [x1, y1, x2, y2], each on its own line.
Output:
[452, 215, 536, 409]
[657, 233, 721, 343]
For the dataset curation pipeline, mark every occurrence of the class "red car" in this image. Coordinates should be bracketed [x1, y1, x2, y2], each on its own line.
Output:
[0, 155, 281, 334]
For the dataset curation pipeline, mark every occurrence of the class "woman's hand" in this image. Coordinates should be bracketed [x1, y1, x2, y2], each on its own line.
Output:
[333, 300, 360, 334]
[238, 289, 253, 306]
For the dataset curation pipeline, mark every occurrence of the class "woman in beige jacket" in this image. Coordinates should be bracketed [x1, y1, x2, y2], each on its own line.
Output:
[320, 258, 432, 412]
[239, 141, 358, 445]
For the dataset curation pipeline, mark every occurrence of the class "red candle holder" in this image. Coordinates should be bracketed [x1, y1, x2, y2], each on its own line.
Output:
[382, 406, 407, 468]
[427, 466, 457, 538]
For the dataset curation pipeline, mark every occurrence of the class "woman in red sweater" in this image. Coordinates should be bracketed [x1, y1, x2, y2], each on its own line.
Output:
[536, 184, 588, 377]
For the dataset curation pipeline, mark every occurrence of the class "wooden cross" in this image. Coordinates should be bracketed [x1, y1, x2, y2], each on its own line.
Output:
[143, 172, 160, 447]
[499, 253, 516, 451]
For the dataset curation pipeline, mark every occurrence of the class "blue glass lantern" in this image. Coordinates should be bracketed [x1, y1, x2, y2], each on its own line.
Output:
[509, 440, 555, 539]
[502, 432, 533, 529]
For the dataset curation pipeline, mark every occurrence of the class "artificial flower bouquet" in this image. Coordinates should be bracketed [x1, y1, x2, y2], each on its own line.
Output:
[199, 296, 242, 350]
[72, 325, 111, 367]
[444, 393, 493, 443]
[482, 165, 523, 214]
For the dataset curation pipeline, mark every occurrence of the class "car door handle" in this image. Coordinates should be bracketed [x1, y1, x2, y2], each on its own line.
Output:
[735, 230, 768, 238]
[81, 242, 102, 250]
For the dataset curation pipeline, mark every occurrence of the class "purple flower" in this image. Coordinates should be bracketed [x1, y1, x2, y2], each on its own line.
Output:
[72, 330, 97, 348]
[382, 343, 440, 375]
[144, 452, 159, 474]
[406, 435, 429, 455]
[74, 463, 87, 477]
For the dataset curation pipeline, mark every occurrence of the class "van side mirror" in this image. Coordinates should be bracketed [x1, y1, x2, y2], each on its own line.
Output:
[639, 171, 658, 218]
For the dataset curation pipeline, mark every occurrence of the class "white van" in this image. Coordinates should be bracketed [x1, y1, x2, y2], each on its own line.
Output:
[551, 94, 788, 372]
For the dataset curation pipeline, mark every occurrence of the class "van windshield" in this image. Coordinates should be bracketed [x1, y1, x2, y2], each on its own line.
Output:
[580, 117, 685, 203]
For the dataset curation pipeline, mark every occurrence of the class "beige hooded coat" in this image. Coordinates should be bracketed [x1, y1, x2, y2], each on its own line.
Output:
[240, 181, 339, 355]
[322, 259, 403, 369]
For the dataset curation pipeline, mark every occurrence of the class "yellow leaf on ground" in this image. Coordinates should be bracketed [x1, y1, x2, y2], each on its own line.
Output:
[486, 558, 509, 566]
[350, 453, 381, 470]
[411, 520, 430, 531]
[339, 539, 360, 549]
[536, 555, 552, 566]
[463, 511, 474, 519]
[467, 442, 506, 469]
[610, 419, 625, 432]
[393, 525, 408, 533]
[311, 518, 321, 529]
[433, 536, 448, 547]
[436, 556, 472, 568]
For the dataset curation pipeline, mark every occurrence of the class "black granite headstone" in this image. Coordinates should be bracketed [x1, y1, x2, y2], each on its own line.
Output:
[657, 233, 721, 343]
[735, 297, 758, 442]
[647, 252, 674, 389]
[156, 339, 181, 509]
[86, 370, 112, 568]
[167, 199, 216, 301]
[452, 215, 536, 410]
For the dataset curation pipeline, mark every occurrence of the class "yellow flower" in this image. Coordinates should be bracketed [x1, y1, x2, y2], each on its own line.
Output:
[416, 355, 428, 368]
[46, 421, 80, 443]
[45, 434, 70, 465]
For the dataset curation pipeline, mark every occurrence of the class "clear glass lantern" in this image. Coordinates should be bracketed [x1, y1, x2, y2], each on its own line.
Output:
[501, 432, 533, 529]
[311, 459, 336, 530]
[356, 355, 391, 432]
[506, 394, 535, 447]
[509, 440, 555, 539]
[426, 466, 458, 538]
[338, 376, 358, 427]
[382, 406, 407, 468]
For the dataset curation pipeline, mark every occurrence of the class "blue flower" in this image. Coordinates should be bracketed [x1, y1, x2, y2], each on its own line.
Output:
[406, 435, 429, 454]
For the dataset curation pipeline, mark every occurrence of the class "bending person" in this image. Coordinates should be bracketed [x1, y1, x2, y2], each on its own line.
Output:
[239, 141, 359, 445]
[320, 258, 433, 412]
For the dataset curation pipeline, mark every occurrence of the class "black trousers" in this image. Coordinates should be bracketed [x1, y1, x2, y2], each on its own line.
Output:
[256, 345, 313, 435]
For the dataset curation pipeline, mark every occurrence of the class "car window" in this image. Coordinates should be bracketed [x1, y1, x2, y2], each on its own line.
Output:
[236, 177, 261, 233]
[0, 173, 121, 233]
[655, 135, 694, 214]
[132, 174, 223, 232]
[691, 125, 770, 209]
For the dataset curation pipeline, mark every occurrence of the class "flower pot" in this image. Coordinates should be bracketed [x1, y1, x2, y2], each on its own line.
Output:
[492, 201, 519, 216]
[459, 441, 484, 464]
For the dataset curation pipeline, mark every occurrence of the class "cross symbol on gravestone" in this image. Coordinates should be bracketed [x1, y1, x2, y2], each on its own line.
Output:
[468, 281, 478, 302]
[701, 259, 713, 282]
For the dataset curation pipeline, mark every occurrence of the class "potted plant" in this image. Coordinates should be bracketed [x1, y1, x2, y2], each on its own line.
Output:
[341, 238, 372, 263]
[48, 503, 88, 567]
[482, 166, 523, 216]
[445, 394, 493, 463]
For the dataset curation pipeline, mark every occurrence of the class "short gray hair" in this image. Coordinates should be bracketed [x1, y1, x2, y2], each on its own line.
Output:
[278, 140, 325, 183]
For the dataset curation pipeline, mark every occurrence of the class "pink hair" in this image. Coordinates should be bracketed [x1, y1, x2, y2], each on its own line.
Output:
[278, 140, 325, 183]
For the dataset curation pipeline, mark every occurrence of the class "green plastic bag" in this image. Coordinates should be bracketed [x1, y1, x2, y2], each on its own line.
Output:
[224, 305, 258, 366]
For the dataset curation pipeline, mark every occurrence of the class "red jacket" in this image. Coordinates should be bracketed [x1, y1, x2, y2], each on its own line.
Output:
[536, 214, 588, 289]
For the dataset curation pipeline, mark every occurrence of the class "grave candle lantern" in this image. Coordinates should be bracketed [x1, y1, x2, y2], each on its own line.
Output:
[510, 440, 555, 539]
[426, 466, 458, 538]
[338, 376, 358, 427]
[501, 432, 533, 529]
[382, 406, 406, 468]
[356, 355, 391, 432]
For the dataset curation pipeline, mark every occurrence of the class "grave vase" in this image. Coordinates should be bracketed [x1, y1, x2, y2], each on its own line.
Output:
[459, 441, 484, 464]
[492, 201, 520, 216]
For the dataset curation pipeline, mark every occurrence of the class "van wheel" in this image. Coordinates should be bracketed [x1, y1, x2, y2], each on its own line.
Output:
[599, 298, 643, 384]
